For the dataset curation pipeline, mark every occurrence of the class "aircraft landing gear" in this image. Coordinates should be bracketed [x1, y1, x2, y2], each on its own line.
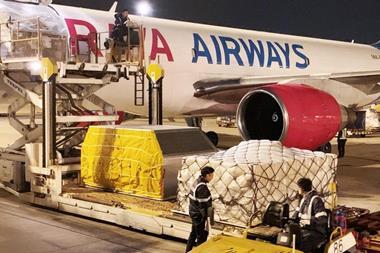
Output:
[185, 117, 219, 146]
[185, 116, 202, 128]
[205, 131, 219, 146]
[317, 142, 332, 153]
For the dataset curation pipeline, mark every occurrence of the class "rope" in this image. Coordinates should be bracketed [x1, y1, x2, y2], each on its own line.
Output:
[177, 140, 337, 226]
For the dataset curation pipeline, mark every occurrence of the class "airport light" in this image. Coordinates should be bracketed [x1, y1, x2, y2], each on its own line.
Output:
[28, 61, 41, 75]
[136, 2, 152, 16]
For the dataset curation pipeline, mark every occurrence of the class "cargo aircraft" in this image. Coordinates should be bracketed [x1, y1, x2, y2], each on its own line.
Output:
[1, 0, 380, 150]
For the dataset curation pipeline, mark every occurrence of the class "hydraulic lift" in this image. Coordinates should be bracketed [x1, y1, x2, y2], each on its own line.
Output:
[0, 16, 144, 193]
[0, 14, 203, 241]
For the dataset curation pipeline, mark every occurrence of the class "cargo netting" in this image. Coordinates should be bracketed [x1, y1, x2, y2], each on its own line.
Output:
[177, 140, 337, 226]
[81, 126, 164, 199]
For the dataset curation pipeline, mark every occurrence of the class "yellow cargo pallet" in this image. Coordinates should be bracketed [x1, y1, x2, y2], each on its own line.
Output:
[81, 126, 164, 199]
[190, 235, 302, 253]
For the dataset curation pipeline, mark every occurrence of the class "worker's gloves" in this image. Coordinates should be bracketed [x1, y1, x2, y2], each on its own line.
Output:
[123, 20, 132, 26]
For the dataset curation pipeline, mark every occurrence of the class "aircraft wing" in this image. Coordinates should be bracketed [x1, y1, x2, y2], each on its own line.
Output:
[194, 70, 380, 108]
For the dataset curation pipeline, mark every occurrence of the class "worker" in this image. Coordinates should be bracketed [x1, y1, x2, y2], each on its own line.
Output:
[337, 129, 347, 158]
[111, 9, 130, 43]
[293, 178, 328, 253]
[109, 9, 131, 62]
[185, 166, 214, 253]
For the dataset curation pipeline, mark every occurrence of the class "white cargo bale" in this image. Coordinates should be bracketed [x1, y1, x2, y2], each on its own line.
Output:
[176, 140, 337, 227]
[366, 108, 380, 130]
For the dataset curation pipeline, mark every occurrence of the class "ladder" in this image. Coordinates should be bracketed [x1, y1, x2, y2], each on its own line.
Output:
[134, 71, 145, 106]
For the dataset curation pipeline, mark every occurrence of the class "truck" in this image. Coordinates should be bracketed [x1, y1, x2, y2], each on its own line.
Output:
[216, 116, 236, 128]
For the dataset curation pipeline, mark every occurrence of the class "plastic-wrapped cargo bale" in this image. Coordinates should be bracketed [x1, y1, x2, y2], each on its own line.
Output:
[177, 140, 337, 227]
[0, 1, 66, 35]
[366, 108, 380, 130]
[0, 1, 67, 62]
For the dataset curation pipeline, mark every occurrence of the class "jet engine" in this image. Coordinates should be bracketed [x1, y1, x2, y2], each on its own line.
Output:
[237, 84, 352, 150]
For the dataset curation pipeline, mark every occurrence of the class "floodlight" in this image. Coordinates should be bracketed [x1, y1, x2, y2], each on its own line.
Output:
[28, 61, 41, 75]
[137, 2, 152, 16]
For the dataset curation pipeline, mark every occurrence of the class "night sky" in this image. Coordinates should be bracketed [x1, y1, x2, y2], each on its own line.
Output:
[53, 0, 380, 45]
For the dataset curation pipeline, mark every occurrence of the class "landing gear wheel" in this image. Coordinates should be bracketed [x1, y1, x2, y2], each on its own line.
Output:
[206, 131, 219, 146]
[185, 117, 202, 128]
[318, 142, 332, 153]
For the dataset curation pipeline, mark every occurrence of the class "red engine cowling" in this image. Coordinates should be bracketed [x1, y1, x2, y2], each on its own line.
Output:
[236, 84, 343, 150]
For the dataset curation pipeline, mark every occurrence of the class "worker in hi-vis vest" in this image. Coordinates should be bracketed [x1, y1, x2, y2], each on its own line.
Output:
[292, 178, 328, 253]
[337, 129, 347, 158]
[185, 166, 214, 253]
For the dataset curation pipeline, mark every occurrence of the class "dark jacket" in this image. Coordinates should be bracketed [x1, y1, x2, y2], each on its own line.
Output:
[188, 176, 212, 219]
[115, 13, 129, 26]
[111, 13, 129, 41]
[294, 190, 328, 235]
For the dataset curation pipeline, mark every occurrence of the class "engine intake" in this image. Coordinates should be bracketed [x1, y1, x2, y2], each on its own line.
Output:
[237, 84, 343, 150]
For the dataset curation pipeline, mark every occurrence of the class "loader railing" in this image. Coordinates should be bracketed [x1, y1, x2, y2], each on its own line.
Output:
[68, 23, 145, 67]
[1, 17, 144, 69]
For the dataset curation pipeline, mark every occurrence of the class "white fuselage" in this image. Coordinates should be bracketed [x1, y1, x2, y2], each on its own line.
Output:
[1, 1, 380, 116]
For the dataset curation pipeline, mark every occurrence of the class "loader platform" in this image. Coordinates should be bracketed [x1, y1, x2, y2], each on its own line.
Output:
[62, 186, 176, 217]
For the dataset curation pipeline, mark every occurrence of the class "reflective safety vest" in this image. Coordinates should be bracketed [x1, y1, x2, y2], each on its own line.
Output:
[297, 193, 327, 227]
[189, 182, 211, 203]
[188, 177, 212, 217]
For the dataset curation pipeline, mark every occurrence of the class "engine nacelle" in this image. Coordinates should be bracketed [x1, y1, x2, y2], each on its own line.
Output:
[237, 84, 344, 150]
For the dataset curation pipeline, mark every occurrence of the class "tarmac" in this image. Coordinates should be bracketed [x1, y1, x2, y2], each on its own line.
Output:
[0, 190, 184, 253]
[0, 117, 379, 253]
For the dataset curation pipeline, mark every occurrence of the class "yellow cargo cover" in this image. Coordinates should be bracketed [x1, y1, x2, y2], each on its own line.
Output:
[81, 126, 164, 199]
[190, 235, 303, 253]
